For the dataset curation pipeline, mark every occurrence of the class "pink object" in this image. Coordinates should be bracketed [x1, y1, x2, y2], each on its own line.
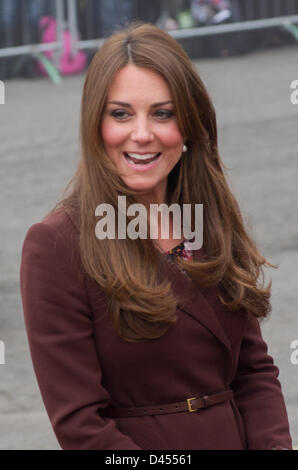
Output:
[37, 16, 87, 76]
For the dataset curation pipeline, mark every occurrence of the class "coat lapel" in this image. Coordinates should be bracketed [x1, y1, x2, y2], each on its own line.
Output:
[164, 248, 233, 357]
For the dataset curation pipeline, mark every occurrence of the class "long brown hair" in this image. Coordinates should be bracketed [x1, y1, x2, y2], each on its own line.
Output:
[49, 22, 274, 342]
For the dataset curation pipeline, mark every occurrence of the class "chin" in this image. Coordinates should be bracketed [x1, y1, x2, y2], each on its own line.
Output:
[128, 185, 157, 194]
[124, 179, 160, 193]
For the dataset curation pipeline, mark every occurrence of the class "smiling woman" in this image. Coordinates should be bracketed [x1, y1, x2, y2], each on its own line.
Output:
[20, 22, 292, 450]
[101, 65, 184, 201]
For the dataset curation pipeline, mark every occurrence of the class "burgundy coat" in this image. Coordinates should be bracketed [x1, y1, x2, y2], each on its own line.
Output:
[20, 207, 292, 450]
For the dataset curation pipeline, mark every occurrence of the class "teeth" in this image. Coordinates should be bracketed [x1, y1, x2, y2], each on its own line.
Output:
[126, 152, 159, 160]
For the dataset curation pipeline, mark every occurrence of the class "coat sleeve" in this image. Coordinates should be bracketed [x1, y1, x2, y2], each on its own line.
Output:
[20, 221, 142, 450]
[231, 313, 292, 450]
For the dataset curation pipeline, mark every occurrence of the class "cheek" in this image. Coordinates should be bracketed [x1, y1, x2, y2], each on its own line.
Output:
[101, 120, 128, 149]
[158, 123, 184, 149]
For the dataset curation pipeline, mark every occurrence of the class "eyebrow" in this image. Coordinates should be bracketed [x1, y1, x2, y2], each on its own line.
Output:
[107, 100, 173, 108]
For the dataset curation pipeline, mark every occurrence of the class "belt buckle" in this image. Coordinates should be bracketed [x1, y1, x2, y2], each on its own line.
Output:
[187, 396, 198, 412]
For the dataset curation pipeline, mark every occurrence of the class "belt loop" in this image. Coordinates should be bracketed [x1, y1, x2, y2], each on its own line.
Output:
[202, 395, 209, 408]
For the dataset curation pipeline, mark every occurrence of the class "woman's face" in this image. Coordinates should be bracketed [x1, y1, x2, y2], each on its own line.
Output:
[101, 64, 184, 204]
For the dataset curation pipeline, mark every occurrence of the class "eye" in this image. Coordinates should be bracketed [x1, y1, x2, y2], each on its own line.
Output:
[110, 109, 130, 120]
[154, 109, 174, 120]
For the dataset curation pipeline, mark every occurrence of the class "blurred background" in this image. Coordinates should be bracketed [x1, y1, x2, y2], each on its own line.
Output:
[1, 0, 298, 80]
[0, 0, 298, 450]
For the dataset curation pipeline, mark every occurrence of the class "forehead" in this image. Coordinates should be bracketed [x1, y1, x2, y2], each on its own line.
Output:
[107, 64, 172, 102]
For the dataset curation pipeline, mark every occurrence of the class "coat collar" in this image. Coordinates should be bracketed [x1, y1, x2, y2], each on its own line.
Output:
[163, 247, 233, 357]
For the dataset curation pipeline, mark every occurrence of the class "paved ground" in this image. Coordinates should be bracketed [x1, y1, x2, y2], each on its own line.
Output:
[0, 44, 297, 450]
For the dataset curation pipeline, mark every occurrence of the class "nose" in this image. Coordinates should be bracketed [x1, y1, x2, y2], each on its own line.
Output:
[130, 116, 154, 144]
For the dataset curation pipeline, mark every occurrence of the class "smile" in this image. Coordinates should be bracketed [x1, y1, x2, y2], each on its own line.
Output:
[123, 151, 162, 170]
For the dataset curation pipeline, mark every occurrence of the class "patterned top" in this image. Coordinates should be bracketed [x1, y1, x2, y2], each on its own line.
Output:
[165, 240, 193, 277]
[165, 240, 193, 261]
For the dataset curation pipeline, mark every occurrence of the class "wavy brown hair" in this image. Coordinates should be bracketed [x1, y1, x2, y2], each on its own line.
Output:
[49, 22, 274, 342]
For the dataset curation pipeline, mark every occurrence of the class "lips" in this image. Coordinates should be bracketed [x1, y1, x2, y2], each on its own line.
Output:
[122, 151, 162, 171]
[124, 152, 161, 164]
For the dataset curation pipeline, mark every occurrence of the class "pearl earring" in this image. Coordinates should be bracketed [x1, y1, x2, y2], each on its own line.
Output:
[182, 144, 187, 152]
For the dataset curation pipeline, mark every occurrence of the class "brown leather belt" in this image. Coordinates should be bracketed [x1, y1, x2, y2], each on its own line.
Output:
[100, 389, 233, 418]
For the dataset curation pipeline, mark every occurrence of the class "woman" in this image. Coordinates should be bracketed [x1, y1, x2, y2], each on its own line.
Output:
[20, 23, 292, 450]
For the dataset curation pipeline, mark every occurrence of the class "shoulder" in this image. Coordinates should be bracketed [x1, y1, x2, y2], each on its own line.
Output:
[29, 205, 78, 238]
[23, 205, 79, 248]
[21, 206, 83, 277]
